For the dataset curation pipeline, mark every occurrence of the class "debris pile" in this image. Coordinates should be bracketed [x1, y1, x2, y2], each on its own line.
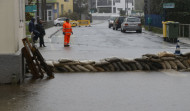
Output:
[46, 52, 190, 73]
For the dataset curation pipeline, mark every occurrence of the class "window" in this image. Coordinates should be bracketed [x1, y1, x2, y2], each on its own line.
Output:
[115, 0, 120, 3]
[127, 18, 140, 22]
[68, 9, 72, 13]
[64, 0, 69, 2]
[61, 4, 64, 15]
[117, 8, 122, 11]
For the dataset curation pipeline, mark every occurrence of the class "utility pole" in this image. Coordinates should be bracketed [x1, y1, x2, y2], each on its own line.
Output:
[36, 0, 39, 22]
[127, 0, 128, 16]
[125, 0, 126, 15]
[79, 0, 82, 20]
[41, 0, 44, 21]
[44, 0, 47, 21]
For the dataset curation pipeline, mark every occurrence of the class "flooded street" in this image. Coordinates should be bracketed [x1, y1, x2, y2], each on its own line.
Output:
[1, 21, 190, 111]
[1, 71, 190, 111]
[40, 21, 190, 61]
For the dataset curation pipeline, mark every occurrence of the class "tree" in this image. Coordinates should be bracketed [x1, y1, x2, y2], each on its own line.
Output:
[120, 10, 126, 16]
[73, 0, 89, 19]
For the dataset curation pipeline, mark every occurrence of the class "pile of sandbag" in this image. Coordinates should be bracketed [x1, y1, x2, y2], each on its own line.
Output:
[46, 51, 190, 73]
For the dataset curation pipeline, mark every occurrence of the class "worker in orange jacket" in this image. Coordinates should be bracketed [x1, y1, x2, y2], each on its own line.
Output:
[63, 18, 73, 47]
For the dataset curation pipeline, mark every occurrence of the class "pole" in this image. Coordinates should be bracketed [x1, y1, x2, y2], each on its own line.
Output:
[44, 0, 47, 21]
[37, 0, 39, 22]
[111, 0, 113, 14]
[80, 0, 81, 20]
[41, 0, 44, 21]
[127, 0, 128, 16]
[91, 0, 92, 13]
[148, 0, 150, 31]
[125, 0, 126, 15]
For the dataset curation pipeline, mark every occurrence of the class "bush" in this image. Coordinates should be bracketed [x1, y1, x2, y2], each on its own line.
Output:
[25, 12, 34, 21]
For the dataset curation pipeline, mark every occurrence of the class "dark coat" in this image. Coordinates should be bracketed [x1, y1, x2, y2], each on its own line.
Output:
[29, 19, 35, 33]
[36, 23, 46, 36]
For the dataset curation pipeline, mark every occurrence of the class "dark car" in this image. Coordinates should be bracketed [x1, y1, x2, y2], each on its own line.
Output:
[108, 16, 117, 28]
[113, 16, 126, 30]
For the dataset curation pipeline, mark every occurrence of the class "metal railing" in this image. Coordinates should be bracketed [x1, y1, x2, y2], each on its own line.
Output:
[179, 24, 190, 38]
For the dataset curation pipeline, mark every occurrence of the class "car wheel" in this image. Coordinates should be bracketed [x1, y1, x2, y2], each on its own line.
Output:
[116, 27, 118, 30]
[113, 27, 115, 30]
[136, 30, 142, 33]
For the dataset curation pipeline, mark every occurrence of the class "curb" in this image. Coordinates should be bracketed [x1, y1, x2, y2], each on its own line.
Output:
[49, 28, 62, 38]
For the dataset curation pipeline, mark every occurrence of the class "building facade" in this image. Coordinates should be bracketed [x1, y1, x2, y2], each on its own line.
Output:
[0, 0, 25, 83]
[89, 0, 134, 16]
[38, 0, 73, 21]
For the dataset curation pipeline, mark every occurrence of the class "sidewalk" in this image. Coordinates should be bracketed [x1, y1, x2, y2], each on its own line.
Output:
[144, 29, 190, 45]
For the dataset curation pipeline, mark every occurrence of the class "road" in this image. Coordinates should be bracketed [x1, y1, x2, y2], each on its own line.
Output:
[1, 21, 190, 111]
[40, 20, 190, 61]
[1, 71, 190, 111]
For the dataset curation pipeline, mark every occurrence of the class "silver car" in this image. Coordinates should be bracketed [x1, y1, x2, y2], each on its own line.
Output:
[121, 17, 142, 33]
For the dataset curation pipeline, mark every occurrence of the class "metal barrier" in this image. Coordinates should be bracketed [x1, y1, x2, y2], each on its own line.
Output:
[179, 24, 190, 38]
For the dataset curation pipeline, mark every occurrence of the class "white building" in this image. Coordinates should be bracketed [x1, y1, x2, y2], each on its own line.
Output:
[0, 0, 25, 83]
[115, 0, 134, 15]
[94, 0, 134, 16]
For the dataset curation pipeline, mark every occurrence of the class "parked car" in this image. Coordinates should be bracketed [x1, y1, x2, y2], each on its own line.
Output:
[108, 16, 117, 28]
[54, 17, 67, 26]
[113, 16, 126, 30]
[54, 17, 79, 27]
[121, 17, 142, 33]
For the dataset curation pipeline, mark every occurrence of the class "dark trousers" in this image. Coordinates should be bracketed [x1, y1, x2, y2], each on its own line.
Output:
[33, 30, 40, 42]
[39, 35, 45, 46]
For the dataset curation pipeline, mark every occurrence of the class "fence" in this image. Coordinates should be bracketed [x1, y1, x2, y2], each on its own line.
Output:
[179, 24, 190, 38]
[145, 14, 163, 28]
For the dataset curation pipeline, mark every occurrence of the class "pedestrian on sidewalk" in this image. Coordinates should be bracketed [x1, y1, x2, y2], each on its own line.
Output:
[29, 18, 40, 44]
[36, 19, 46, 47]
[62, 18, 73, 47]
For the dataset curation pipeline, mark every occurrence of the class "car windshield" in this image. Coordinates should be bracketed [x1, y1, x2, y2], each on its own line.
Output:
[127, 18, 140, 22]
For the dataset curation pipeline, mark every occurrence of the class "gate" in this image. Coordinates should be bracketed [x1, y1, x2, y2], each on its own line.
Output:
[179, 24, 190, 38]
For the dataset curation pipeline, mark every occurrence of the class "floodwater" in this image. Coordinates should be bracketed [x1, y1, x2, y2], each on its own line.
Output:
[1, 71, 190, 111]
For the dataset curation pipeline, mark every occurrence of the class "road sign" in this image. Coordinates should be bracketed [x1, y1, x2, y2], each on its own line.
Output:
[163, 3, 175, 9]
[25, 5, 37, 12]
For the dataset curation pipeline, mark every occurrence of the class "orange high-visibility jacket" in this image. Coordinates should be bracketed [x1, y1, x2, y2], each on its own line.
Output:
[63, 22, 72, 36]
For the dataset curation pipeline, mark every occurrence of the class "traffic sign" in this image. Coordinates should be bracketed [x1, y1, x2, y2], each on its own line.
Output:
[163, 3, 175, 9]
[25, 5, 37, 12]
